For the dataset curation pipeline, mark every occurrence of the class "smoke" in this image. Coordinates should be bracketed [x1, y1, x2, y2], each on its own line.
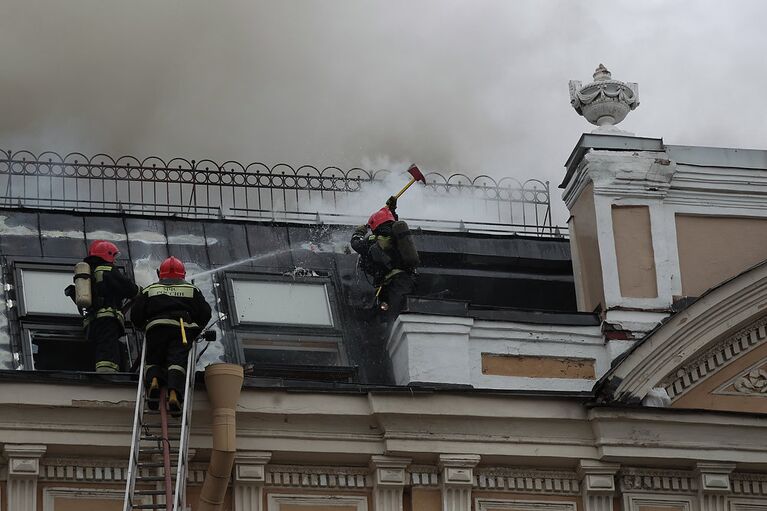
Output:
[2, 1, 767, 225]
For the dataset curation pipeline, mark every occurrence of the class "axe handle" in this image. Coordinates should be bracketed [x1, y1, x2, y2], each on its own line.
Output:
[394, 177, 417, 199]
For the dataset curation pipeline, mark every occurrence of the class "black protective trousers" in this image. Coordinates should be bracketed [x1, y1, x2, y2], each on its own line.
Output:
[381, 272, 417, 323]
[143, 325, 192, 399]
[86, 317, 124, 372]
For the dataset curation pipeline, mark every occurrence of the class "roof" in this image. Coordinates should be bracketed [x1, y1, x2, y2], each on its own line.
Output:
[0, 206, 579, 385]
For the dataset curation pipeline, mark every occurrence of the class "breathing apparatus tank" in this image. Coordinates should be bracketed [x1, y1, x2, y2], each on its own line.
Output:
[73, 261, 92, 308]
[391, 221, 420, 268]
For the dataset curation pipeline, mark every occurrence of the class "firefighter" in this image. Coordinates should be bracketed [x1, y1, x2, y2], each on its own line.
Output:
[130, 256, 211, 416]
[351, 196, 419, 321]
[65, 240, 139, 373]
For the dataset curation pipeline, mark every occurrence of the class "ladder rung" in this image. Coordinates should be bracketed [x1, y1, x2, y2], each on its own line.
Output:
[135, 489, 169, 496]
[141, 435, 180, 441]
[139, 448, 178, 455]
[131, 505, 168, 510]
[136, 475, 171, 482]
[137, 462, 166, 468]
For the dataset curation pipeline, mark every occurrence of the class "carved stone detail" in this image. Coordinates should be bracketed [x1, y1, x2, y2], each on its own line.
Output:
[661, 319, 767, 400]
[620, 468, 698, 492]
[440, 455, 481, 511]
[266, 464, 371, 488]
[569, 64, 639, 130]
[734, 369, 767, 394]
[731, 473, 767, 495]
[475, 469, 581, 494]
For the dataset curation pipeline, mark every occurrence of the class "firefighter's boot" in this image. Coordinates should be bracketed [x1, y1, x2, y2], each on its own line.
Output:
[168, 389, 182, 418]
[147, 377, 160, 411]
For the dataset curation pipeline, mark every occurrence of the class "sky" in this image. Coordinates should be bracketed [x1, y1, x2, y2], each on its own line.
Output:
[2, 0, 767, 224]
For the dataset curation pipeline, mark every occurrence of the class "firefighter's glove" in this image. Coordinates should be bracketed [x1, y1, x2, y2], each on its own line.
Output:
[354, 224, 368, 236]
[385, 195, 397, 212]
[64, 285, 77, 304]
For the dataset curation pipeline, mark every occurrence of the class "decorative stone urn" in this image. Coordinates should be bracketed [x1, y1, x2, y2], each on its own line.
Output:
[569, 64, 639, 131]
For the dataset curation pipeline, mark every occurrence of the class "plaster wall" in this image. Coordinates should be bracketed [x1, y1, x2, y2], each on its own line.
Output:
[568, 183, 605, 312]
[611, 205, 657, 298]
[675, 214, 767, 297]
[389, 314, 606, 391]
[410, 489, 441, 511]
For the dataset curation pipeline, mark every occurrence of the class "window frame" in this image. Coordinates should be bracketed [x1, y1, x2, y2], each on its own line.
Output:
[20, 321, 88, 371]
[224, 272, 340, 332]
[14, 261, 84, 319]
[223, 271, 347, 367]
[6, 257, 138, 372]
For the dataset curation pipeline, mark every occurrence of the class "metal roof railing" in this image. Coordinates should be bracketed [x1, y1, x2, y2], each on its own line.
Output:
[0, 150, 557, 235]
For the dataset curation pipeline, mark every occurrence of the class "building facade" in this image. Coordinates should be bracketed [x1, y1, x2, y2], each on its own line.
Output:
[2, 68, 767, 511]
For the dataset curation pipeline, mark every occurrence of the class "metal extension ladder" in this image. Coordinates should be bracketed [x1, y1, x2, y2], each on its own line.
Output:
[123, 337, 198, 511]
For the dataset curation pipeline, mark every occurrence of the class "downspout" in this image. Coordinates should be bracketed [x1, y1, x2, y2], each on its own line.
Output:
[197, 363, 244, 511]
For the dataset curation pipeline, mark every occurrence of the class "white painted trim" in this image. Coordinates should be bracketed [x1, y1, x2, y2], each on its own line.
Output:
[42, 487, 140, 511]
[476, 498, 577, 511]
[623, 493, 697, 511]
[267, 492, 368, 510]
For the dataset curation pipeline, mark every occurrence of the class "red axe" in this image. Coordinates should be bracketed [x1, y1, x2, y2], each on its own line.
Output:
[393, 164, 426, 200]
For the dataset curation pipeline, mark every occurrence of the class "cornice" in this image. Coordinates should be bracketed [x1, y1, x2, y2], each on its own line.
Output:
[661, 318, 767, 400]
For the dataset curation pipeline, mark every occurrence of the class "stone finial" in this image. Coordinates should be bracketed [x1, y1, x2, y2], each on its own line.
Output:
[569, 64, 639, 134]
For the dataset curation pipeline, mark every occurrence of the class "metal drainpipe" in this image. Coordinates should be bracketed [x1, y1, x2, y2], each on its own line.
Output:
[197, 363, 244, 511]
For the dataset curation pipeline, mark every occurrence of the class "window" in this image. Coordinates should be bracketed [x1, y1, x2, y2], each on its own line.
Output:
[16, 266, 80, 317]
[229, 278, 334, 327]
[23, 324, 92, 371]
[225, 273, 347, 371]
[240, 333, 340, 366]
[10, 261, 137, 371]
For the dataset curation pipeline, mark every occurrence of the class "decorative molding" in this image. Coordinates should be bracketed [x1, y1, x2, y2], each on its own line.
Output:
[696, 463, 735, 494]
[266, 493, 368, 511]
[734, 369, 767, 394]
[440, 455, 480, 511]
[620, 468, 698, 493]
[370, 456, 411, 511]
[409, 465, 440, 487]
[266, 464, 371, 489]
[439, 454, 480, 487]
[477, 498, 578, 511]
[38, 457, 208, 484]
[662, 319, 767, 401]
[732, 474, 767, 496]
[475, 469, 581, 495]
[235, 451, 271, 483]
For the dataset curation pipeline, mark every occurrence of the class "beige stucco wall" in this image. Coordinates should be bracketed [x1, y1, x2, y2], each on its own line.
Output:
[569, 183, 605, 312]
[612, 205, 658, 298]
[676, 214, 767, 297]
[481, 353, 596, 379]
[410, 488, 440, 511]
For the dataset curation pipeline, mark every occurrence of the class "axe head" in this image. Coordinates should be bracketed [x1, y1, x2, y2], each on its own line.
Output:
[407, 164, 426, 183]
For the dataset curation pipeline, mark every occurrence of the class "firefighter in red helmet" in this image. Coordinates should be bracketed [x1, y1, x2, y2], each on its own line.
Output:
[351, 196, 419, 321]
[130, 256, 211, 416]
[65, 240, 139, 372]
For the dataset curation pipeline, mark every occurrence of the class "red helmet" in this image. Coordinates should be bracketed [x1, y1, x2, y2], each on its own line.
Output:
[367, 207, 396, 231]
[88, 240, 119, 263]
[159, 256, 186, 280]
